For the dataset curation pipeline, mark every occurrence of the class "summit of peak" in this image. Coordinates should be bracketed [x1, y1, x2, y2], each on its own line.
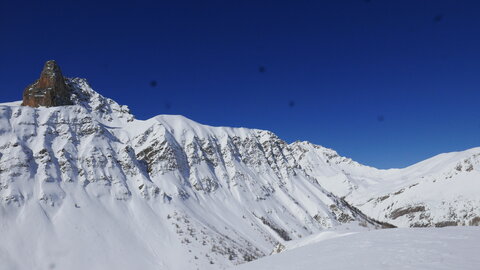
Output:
[21, 60, 73, 107]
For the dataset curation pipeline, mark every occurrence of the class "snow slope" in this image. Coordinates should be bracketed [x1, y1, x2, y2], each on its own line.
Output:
[344, 149, 480, 227]
[294, 142, 480, 227]
[0, 78, 479, 269]
[234, 227, 480, 270]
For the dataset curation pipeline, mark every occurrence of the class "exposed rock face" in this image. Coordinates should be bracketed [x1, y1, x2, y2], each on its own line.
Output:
[22, 60, 73, 107]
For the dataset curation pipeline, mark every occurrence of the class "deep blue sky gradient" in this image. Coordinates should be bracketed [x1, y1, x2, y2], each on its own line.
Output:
[1, 0, 479, 168]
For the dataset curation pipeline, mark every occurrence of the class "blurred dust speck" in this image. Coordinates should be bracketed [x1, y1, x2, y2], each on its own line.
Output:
[289, 100, 295, 108]
[150, 80, 157, 87]
[259, 66, 266, 73]
[377, 115, 385, 122]
[434, 14, 444, 23]
[165, 102, 172, 110]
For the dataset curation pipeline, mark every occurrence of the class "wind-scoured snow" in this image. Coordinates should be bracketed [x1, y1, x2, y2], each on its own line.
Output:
[0, 78, 479, 269]
[234, 227, 480, 270]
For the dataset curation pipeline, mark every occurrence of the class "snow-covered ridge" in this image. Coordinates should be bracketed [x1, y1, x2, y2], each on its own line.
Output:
[68, 78, 134, 124]
[0, 78, 479, 270]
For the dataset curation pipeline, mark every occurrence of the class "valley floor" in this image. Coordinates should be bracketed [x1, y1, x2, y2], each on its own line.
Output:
[233, 227, 480, 270]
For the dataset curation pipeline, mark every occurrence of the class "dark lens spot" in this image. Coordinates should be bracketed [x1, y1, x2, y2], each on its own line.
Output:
[434, 14, 443, 22]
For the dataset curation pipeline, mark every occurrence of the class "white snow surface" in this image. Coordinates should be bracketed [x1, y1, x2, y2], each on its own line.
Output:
[234, 227, 480, 270]
[0, 78, 479, 269]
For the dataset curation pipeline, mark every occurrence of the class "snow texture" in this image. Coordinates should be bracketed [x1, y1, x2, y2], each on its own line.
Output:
[234, 227, 480, 270]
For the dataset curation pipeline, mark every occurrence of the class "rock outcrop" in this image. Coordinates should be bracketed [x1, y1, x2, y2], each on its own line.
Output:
[22, 60, 73, 107]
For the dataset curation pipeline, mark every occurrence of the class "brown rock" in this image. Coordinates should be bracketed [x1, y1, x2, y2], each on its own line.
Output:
[22, 60, 73, 107]
[389, 205, 426, 220]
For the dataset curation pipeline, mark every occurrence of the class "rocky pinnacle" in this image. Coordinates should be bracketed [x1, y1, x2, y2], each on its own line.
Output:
[21, 60, 73, 107]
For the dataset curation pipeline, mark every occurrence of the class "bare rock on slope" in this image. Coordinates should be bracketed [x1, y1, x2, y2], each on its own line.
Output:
[22, 60, 73, 107]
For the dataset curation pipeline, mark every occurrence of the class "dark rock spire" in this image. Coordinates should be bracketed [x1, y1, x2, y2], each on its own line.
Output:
[22, 60, 73, 107]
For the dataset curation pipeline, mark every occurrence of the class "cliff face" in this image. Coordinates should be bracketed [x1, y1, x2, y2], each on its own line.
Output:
[21, 60, 73, 107]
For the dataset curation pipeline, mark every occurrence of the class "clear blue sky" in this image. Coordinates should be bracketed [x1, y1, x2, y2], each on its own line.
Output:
[1, 0, 479, 169]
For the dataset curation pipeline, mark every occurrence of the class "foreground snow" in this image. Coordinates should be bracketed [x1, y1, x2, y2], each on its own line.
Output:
[234, 227, 480, 270]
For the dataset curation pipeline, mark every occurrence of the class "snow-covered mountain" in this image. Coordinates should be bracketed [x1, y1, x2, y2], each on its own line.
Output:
[1, 76, 479, 270]
[296, 142, 480, 228]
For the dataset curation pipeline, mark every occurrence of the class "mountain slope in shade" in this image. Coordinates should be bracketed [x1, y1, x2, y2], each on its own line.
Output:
[233, 227, 480, 270]
[0, 77, 479, 269]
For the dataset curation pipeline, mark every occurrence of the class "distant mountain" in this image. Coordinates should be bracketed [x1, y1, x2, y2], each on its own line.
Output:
[296, 141, 480, 228]
[0, 62, 478, 269]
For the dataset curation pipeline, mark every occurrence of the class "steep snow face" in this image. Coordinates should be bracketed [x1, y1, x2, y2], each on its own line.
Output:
[0, 78, 479, 269]
[233, 227, 480, 270]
